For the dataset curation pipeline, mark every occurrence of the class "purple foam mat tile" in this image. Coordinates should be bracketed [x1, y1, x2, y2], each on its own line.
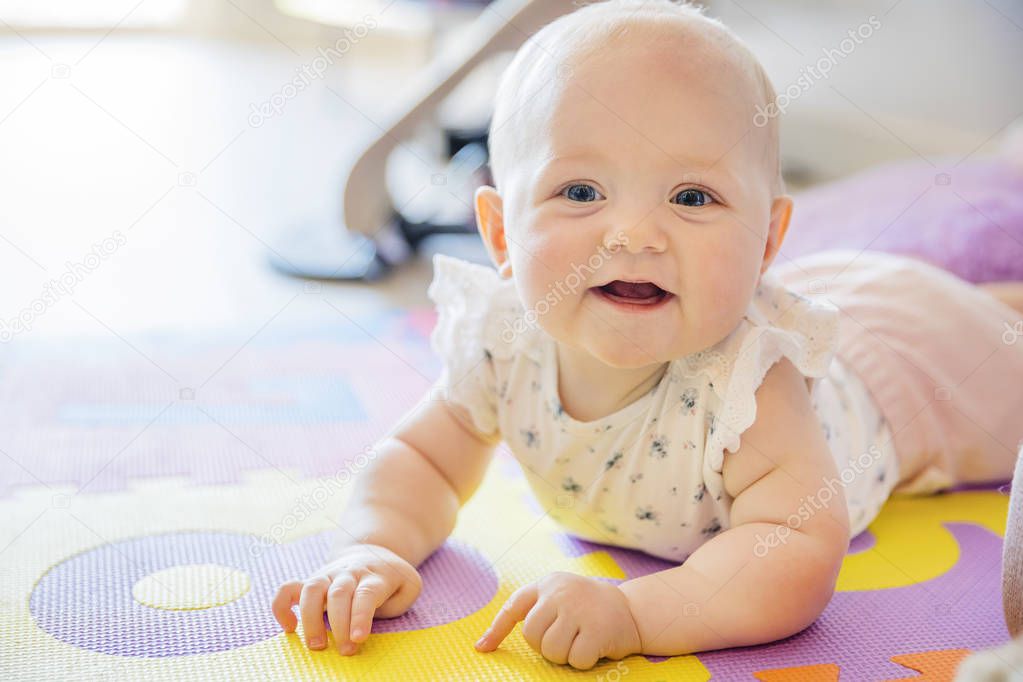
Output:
[695, 522, 1008, 679]
[30, 531, 323, 657]
[947, 479, 1014, 494]
[550, 524, 1003, 675]
[847, 528, 877, 554]
[0, 313, 440, 499]
[30, 531, 496, 658]
[497, 521, 1007, 677]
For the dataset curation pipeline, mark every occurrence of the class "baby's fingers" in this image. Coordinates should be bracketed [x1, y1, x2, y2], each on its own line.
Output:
[326, 575, 358, 655]
[272, 581, 302, 632]
[349, 574, 394, 644]
[299, 576, 331, 649]
[476, 583, 538, 652]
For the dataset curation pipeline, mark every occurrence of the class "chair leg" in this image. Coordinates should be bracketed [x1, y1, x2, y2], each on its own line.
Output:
[341, 0, 577, 237]
[1005, 444, 1023, 638]
[953, 447, 1023, 680]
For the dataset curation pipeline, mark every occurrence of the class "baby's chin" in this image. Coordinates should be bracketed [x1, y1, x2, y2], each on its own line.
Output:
[582, 339, 686, 370]
[543, 314, 738, 370]
[547, 323, 687, 370]
[590, 349, 672, 371]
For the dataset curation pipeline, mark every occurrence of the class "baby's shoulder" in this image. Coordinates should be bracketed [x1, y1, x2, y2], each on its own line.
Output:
[694, 270, 841, 480]
[719, 354, 835, 504]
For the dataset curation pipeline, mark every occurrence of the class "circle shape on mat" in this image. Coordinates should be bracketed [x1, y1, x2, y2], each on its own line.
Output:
[30, 531, 497, 657]
[132, 564, 251, 610]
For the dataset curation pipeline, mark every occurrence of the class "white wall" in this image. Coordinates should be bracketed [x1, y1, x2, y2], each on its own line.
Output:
[710, 0, 1023, 179]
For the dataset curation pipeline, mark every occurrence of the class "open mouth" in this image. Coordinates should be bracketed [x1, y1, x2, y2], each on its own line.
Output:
[592, 280, 672, 308]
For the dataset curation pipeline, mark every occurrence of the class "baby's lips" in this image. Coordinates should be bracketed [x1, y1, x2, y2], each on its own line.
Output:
[594, 274, 674, 295]
[602, 280, 664, 299]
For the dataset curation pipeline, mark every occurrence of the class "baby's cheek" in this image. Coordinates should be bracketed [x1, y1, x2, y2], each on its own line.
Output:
[505, 259, 566, 333]
[510, 235, 585, 304]
[693, 263, 757, 341]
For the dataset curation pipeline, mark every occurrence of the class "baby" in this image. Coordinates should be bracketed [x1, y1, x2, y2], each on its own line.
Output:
[273, 0, 1023, 670]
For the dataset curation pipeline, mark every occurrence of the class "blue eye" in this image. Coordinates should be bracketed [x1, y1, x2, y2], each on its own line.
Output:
[673, 188, 713, 207]
[561, 184, 603, 202]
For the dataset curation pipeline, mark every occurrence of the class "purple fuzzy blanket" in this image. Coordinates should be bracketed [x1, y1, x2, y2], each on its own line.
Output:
[781, 156, 1023, 284]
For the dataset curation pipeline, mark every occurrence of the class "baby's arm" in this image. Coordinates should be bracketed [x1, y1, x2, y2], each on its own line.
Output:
[272, 385, 498, 652]
[618, 357, 851, 655]
[331, 389, 498, 564]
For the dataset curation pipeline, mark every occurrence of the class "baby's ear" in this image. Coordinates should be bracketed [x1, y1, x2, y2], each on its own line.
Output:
[475, 185, 512, 278]
[760, 195, 793, 275]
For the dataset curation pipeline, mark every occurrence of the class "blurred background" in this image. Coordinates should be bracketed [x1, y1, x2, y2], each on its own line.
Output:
[1, 0, 1022, 343]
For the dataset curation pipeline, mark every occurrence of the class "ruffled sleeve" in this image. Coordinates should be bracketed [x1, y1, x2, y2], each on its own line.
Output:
[426, 254, 534, 441]
[701, 268, 841, 482]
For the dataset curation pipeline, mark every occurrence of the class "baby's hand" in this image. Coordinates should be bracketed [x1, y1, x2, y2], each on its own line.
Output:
[475, 571, 642, 670]
[272, 543, 422, 655]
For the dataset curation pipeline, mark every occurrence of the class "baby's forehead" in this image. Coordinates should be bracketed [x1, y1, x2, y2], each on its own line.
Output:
[490, 4, 779, 197]
[530, 31, 762, 166]
[555, 29, 760, 129]
[563, 16, 757, 82]
[551, 13, 762, 100]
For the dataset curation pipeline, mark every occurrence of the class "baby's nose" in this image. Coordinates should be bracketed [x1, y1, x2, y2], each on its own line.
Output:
[616, 212, 668, 254]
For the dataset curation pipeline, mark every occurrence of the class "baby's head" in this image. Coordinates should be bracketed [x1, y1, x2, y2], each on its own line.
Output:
[475, 0, 791, 370]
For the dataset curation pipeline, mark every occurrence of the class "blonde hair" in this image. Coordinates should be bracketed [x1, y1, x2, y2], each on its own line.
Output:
[487, 0, 784, 198]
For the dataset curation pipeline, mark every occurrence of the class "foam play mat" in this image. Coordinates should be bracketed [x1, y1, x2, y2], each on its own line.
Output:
[0, 308, 1012, 681]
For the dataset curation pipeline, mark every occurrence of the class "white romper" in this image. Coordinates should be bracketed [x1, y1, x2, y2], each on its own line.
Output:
[427, 254, 901, 563]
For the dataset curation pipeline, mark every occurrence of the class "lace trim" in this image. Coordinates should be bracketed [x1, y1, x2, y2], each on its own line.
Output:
[426, 254, 542, 363]
[666, 324, 743, 397]
[704, 271, 841, 474]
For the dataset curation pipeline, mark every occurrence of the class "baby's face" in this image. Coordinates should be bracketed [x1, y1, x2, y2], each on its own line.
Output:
[479, 34, 790, 370]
